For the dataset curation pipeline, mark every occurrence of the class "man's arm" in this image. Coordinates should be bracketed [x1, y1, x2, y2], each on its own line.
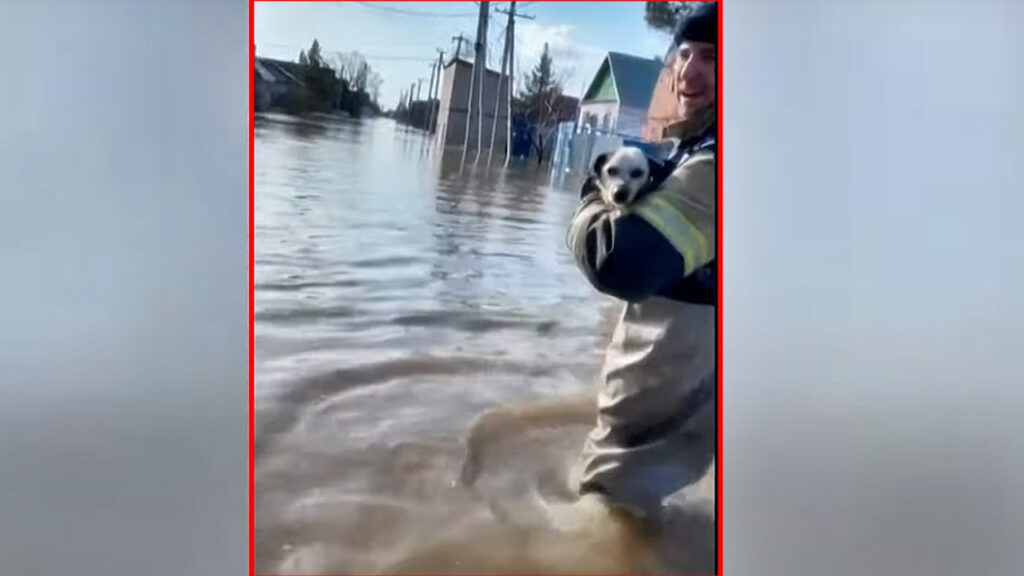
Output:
[568, 153, 716, 304]
[567, 194, 686, 303]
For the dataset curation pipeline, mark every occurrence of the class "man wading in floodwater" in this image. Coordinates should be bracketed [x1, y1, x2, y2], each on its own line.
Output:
[565, 3, 717, 523]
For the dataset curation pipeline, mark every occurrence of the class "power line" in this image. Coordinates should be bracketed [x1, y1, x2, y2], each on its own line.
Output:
[353, 55, 436, 62]
[350, 1, 478, 18]
[258, 42, 433, 62]
[451, 33, 473, 61]
[486, 6, 509, 68]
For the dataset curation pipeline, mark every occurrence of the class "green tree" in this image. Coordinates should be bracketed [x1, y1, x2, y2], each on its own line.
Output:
[644, 1, 702, 34]
[518, 43, 564, 164]
[307, 39, 323, 68]
[294, 40, 337, 112]
[288, 42, 383, 117]
[520, 43, 561, 124]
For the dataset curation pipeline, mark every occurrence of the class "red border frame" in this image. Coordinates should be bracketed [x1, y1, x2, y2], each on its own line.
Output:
[249, 0, 257, 573]
[249, 1, 722, 574]
[715, 1, 723, 573]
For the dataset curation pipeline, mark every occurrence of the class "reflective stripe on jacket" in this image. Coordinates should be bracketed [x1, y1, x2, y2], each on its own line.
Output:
[630, 110, 716, 277]
[569, 105, 718, 513]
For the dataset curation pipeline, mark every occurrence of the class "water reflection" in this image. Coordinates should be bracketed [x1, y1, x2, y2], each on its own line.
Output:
[254, 114, 712, 574]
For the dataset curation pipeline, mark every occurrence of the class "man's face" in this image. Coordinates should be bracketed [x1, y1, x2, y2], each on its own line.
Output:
[672, 40, 716, 119]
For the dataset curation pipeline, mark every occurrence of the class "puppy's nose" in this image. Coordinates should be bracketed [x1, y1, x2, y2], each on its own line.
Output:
[612, 187, 630, 204]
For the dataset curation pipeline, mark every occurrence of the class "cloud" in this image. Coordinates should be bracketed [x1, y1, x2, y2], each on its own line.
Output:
[516, 22, 605, 89]
[519, 23, 582, 62]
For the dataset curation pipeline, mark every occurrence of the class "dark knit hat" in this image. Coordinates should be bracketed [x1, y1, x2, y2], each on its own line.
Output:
[673, 3, 717, 47]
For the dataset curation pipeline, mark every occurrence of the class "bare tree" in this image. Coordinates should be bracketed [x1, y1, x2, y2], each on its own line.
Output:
[367, 72, 383, 104]
[335, 52, 367, 86]
[328, 51, 384, 107]
[353, 60, 370, 93]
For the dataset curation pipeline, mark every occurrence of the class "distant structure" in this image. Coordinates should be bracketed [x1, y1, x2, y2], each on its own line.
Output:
[254, 52, 370, 116]
[542, 94, 582, 125]
[254, 57, 307, 111]
[643, 44, 685, 141]
[577, 52, 662, 140]
[434, 58, 511, 151]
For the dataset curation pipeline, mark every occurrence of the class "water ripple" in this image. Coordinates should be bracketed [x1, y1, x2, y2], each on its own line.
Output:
[251, 116, 689, 574]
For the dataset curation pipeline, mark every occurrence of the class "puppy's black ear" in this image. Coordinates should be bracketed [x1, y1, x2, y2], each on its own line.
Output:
[580, 175, 600, 200]
[592, 153, 608, 175]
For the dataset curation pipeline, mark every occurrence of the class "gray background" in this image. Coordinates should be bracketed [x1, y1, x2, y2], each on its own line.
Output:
[0, 1, 248, 575]
[724, 0, 1024, 574]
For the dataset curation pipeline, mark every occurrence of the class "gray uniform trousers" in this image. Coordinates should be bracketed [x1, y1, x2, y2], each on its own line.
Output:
[575, 295, 716, 514]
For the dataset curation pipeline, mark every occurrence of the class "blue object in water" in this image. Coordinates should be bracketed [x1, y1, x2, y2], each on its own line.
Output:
[510, 117, 534, 159]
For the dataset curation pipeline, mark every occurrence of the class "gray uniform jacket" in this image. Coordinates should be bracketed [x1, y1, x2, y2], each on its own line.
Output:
[566, 106, 717, 513]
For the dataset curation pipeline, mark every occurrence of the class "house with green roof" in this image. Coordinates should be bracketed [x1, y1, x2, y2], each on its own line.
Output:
[577, 52, 664, 140]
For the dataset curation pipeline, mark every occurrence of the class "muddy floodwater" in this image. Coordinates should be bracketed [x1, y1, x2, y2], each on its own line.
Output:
[253, 114, 715, 574]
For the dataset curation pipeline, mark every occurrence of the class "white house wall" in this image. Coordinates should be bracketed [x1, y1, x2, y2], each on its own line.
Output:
[616, 106, 649, 140]
[436, 61, 511, 151]
[578, 101, 619, 131]
[435, 64, 459, 149]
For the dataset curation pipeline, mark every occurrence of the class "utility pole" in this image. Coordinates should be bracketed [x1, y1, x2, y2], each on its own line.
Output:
[402, 89, 409, 122]
[496, 1, 534, 166]
[462, 2, 488, 162]
[426, 62, 437, 132]
[427, 49, 445, 134]
[473, 3, 490, 162]
[415, 79, 424, 129]
[487, 4, 513, 166]
[506, 6, 516, 166]
[408, 81, 417, 127]
[451, 34, 468, 62]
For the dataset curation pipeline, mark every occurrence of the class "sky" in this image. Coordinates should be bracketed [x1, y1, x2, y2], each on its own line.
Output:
[254, 1, 671, 109]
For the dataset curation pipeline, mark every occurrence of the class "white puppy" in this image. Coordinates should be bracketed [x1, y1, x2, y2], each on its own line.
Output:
[582, 146, 675, 217]
[596, 147, 651, 209]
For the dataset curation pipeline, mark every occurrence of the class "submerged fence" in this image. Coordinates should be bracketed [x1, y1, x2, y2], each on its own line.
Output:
[549, 122, 667, 192]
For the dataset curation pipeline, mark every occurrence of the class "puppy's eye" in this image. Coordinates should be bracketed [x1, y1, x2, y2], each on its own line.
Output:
[606, 167, 619, 177]
[629, 169, 645, 179]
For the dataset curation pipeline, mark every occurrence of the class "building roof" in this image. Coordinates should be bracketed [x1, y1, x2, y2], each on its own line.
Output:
[255, 57, 307, 86]
[254, 59, 277, 83]
[444, 57, 510, 80]
[582, 52, 663, 110]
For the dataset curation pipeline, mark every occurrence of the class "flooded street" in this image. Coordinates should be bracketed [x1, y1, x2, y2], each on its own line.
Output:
[254, 114, 714, 574]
